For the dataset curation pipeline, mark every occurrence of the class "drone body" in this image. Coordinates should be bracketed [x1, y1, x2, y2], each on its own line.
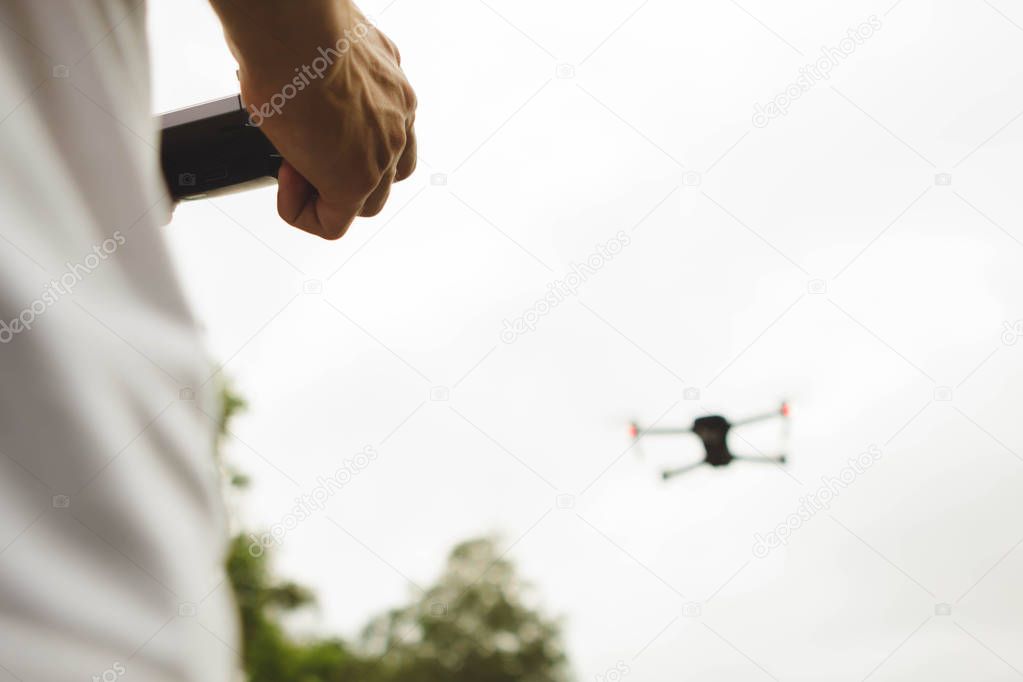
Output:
[628, 403, 790, 481]
[693, 415, 733, 467]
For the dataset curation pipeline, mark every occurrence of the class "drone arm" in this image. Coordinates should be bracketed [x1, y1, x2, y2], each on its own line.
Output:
[661, 461, 705, 481]
[731, 406, 787, 429]
[637, 427, 694, 436]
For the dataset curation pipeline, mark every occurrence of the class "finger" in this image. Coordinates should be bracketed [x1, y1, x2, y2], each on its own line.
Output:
[395, 121, 417, 182]
[278, 161, 358, 239]
[277, 160, 316, 226]
[312, 198, 360, 239]
[359, 164, 397, 218]
[377, 30, 402, 65]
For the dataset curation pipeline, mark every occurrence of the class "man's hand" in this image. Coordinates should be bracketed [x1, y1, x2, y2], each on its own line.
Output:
[210, 1, 417, 239]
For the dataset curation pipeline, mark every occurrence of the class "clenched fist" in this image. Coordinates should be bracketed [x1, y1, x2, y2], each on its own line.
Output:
[211, 0, 417, 239]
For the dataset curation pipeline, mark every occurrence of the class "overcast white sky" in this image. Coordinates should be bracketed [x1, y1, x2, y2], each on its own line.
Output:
[150, 0, 1023, 679]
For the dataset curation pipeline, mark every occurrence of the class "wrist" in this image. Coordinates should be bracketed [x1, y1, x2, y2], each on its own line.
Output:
[211, 0, 362, 93]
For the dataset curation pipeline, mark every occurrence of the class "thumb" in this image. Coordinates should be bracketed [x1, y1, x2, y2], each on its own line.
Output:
[277, 160, 359, 240]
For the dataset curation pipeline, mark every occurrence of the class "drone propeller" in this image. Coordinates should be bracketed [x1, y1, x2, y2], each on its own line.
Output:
[781, 399, 795, 465]
[627, 420, 647, 459]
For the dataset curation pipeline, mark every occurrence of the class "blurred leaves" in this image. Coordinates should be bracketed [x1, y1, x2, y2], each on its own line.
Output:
[218, 387, 571, 681]
[360, 537, 570, 682]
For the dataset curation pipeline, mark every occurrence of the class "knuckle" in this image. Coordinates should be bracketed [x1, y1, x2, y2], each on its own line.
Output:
[360, 201, 385, 218]
[347, 158, 384, 197]
[322, 218, 353, 240]
[396, 160, 416, 182]
[404, 85, 418, 112]
[385, 124, 407, 156]
[381, 35, 401, 64]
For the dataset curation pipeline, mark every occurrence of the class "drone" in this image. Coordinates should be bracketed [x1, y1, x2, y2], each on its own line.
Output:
[628, 403, 790, 481]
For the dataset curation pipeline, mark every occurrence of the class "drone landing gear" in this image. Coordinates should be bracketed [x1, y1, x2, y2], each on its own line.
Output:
[661, 454, 788, 482]
[731, 453, 787, 465]
[661, 461, 705, 481]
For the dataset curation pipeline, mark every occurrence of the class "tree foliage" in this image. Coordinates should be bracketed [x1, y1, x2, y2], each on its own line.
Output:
[361, 537, 571, 682]
[217, 388, 571, 681]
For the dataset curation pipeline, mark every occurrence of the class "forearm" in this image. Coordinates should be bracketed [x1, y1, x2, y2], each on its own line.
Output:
[208, 0, 360, 89]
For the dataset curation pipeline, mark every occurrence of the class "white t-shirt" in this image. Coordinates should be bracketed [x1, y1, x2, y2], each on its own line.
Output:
[0, 2, 236, 681]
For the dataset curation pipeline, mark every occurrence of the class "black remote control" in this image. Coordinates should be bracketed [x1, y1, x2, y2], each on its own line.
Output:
[160, 95, 282, 201]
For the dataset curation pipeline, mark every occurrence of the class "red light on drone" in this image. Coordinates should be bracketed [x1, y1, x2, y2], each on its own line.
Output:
[628, 423, 639, 438]
[781, 402, 790, 417]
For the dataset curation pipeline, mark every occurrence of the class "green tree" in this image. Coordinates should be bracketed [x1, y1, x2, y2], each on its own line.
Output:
[225, 534, 371, 682]
[362, 537, 571, 682]
[217, 387, 571, 681]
